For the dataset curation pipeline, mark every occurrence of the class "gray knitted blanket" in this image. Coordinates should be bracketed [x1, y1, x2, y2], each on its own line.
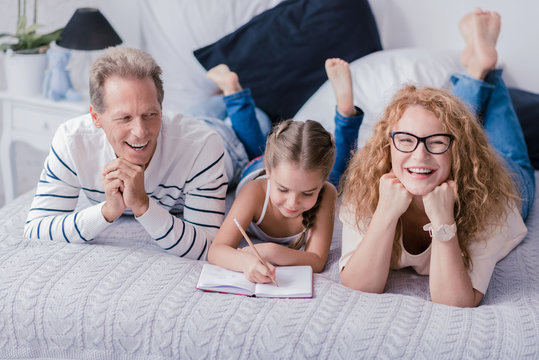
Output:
[0, 173, 538, 359]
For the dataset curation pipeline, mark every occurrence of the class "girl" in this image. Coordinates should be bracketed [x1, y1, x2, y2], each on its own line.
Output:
[339, 9, 534, 307]
[207, 119, 338, 283]
[188, 58, 362, 188]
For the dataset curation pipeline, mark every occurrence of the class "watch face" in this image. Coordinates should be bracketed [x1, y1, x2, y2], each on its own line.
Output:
[435, 224, 457, 241]
[423, 223, 456, 242]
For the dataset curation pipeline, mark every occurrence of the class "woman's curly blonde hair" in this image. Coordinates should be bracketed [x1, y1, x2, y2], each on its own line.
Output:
[341, 84, 520, 268]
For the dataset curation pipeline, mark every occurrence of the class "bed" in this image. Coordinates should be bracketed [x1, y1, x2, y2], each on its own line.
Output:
[1, 176, 538, 358]
[1, 0, 538, 358]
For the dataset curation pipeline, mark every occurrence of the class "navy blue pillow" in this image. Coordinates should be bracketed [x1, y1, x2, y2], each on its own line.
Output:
[509, 88, 539, 169]
[194, 0, 382, 122]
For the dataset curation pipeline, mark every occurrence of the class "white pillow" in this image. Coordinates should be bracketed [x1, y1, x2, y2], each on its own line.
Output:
[294, 48, 464, 148]
[139, 0, 284, 115]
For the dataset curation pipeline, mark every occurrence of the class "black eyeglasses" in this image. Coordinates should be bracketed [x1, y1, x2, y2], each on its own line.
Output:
[391, 132, 454, 154]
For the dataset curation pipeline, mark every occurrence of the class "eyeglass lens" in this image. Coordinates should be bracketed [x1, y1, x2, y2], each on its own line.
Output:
[392, 132, 452, 154]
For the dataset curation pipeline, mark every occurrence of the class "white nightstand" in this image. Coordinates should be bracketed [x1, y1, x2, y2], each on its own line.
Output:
[0, 92, 88, 202]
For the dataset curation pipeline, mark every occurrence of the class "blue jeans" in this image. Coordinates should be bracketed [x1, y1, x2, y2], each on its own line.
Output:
[189, 90, 362, 189]
[236, 105, 363, 189]
[186, 90, 272, 187]
[331, 106, 363, 187]
[451, 70, 535, 220]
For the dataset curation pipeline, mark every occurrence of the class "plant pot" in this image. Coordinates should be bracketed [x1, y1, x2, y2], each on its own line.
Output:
[3, 50, 47, 96]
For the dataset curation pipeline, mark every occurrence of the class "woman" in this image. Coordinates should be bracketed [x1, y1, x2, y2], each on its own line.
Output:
[339, 9, 534, 307]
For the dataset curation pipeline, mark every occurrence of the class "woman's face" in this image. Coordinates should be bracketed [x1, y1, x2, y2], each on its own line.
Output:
[390, 105, 452, 196]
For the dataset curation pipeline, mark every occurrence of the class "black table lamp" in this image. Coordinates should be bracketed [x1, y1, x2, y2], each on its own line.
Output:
[54, 8, 122, 99]
[57, 8, 122, 50]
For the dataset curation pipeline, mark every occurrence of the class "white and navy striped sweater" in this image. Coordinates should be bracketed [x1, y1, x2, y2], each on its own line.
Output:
[24, 113, 228, 260]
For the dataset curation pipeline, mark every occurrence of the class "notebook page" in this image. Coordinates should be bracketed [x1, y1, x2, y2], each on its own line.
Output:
[255, 265, 312, 298]
[197, 264, 256, 295]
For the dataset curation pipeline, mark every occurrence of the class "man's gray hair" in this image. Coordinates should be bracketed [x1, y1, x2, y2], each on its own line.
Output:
[89, 46, 164, 113]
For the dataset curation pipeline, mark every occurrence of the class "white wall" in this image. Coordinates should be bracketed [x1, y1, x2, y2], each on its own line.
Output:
[0, 1, 537, 207]
[369, 0, 539, 94]
[0, 0, 133, 207]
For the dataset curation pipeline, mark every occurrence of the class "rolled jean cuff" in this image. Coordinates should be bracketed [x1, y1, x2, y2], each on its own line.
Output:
[335, 106, 364, 124]
[450, 72, 497, 116]
[223, 88, 252, 102]
[330, 106, 363, 187]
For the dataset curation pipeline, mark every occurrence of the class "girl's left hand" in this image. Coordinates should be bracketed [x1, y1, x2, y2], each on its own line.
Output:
[422, 180, 456, 225]
[240, 243, 279, 263]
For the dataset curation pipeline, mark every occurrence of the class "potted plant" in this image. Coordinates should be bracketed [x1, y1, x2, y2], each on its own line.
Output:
[1, 0, 63, 95]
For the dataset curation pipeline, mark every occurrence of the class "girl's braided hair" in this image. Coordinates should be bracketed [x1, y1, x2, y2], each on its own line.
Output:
[264, 119, 336, 249]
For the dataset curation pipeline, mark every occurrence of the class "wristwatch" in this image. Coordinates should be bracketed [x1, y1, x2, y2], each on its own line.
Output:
[423, 222, 457, 242]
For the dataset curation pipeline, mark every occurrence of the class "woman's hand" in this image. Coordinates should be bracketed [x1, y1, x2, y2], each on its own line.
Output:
[377, 170, 413, 220]
[422, 180, 456, 225]
[340, 171, 410, 293]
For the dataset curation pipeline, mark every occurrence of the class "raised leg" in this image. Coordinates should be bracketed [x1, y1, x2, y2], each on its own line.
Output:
[452, 9, 535, 219]
[207, 64, 266, 160]
[325, 58, 363, 187]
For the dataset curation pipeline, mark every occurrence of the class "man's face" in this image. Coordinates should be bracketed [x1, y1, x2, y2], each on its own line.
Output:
[91, 75, 162, 169]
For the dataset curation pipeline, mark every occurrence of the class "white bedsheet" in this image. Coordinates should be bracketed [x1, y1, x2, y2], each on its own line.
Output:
[0, 173, 538, 359]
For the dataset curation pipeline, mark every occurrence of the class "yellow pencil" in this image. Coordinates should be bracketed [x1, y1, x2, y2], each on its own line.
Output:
[233, 218, 278, 286]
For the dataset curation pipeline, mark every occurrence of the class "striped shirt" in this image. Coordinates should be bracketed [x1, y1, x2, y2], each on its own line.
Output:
[24, 113, 228, 260]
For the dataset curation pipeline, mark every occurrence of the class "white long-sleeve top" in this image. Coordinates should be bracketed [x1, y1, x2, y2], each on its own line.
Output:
[24, 113, 228, 260]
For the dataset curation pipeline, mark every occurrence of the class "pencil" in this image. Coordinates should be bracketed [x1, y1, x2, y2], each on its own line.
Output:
[233, 218, 278, 286]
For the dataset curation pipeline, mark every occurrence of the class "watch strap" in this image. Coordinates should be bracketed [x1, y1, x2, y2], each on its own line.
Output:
[423, 222, 457, 242]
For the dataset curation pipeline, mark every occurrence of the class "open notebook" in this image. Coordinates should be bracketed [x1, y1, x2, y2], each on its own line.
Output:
[196, 264, 313, 298]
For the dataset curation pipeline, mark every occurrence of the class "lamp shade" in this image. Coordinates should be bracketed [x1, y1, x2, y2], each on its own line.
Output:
[57, 8, 122, 50]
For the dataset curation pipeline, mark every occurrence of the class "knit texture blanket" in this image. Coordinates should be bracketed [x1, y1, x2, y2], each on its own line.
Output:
[0, 172, 538, 359]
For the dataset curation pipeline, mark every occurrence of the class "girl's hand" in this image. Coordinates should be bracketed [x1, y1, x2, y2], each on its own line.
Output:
[240, 243, 279, 263]
[377, 171, 413, 220]
[242, 253, 276, 284]
[422, 180, 456, 225]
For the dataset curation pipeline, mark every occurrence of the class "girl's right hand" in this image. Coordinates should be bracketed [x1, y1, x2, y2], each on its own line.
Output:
[377, 171, 413, 220]
[242, 253, 276, 284]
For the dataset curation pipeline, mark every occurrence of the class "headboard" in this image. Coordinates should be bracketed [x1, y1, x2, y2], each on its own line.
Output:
[101, 0, 538, 114]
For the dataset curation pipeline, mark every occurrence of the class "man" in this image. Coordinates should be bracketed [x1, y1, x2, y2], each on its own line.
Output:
[24, 47, 227, 260]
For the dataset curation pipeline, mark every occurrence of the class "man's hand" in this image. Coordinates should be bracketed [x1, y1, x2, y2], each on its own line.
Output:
[101, 170, 126, 222]
[102, 158, 149, 220]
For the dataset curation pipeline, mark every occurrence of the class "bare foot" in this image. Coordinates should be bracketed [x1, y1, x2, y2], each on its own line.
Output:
[458, 7, 482, 67]
[459, 8, 500, 79]
[206, 64, 243, 96]
[325, 58, 356, 117]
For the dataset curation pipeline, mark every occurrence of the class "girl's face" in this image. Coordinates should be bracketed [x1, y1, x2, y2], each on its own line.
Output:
[390, 105, 452, 196]
[266, 162, 325, 219]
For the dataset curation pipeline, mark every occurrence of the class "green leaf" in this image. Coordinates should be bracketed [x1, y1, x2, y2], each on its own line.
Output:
[25, 23, 42, 34]
[2, 9, 63, 53]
